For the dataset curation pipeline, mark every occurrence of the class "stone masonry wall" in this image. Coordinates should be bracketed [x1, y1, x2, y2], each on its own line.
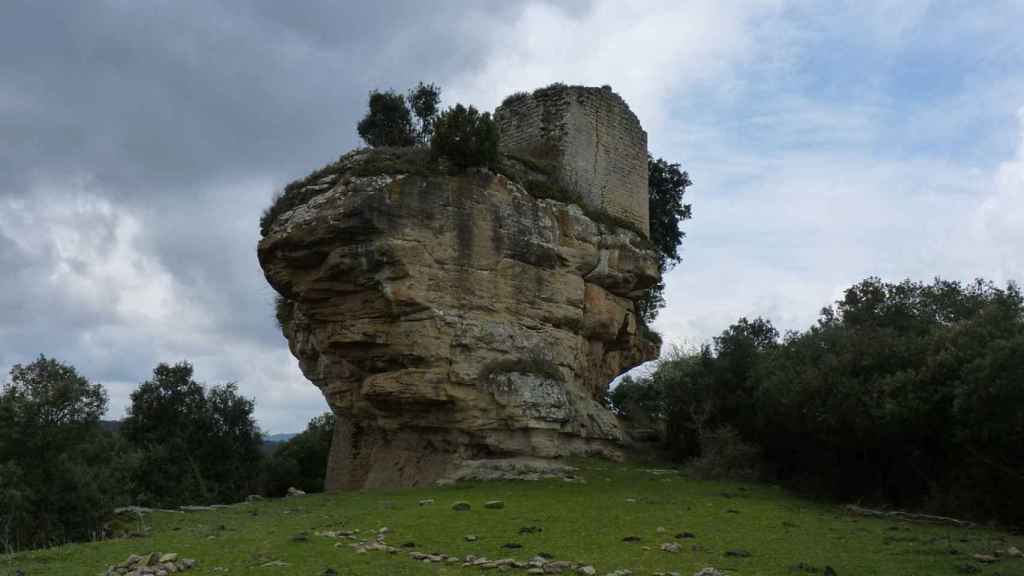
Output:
[495, 85, 649, 237]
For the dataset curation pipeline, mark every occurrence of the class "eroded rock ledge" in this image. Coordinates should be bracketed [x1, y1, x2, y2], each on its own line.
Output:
[258, 148, 660, 490]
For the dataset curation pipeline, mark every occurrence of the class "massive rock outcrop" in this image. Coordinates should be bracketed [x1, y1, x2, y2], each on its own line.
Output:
[258, 86, 660, 490]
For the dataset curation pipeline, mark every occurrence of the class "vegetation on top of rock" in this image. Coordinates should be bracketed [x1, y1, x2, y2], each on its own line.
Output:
[259, 147, 437, 236]
[407, 82, 441, 144]
[356, 83, 442, 148]
[430, 104, 499, 170]
[499, 90, 530, 108]
[356, 90, 416, 148]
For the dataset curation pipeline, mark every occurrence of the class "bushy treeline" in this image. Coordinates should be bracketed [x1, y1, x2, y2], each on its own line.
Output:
[357, 82, 498, 169]
[615, 277, 1024, 524]
[0, 357, 334, 551]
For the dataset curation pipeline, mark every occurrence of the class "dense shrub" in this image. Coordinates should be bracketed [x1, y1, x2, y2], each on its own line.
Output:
[608, 375, 664, 427]
[121, 362, 263, 507]
[687, 425, 761, 480]
[639, 156, 693, 324]
[261, 412, 335, 496]
[0, 356, 136, 550]
[408, 82, 441, 144]
[430, 104, 499, 170]
[643, 277, 1024, 524]
[357, 90, 416, 148]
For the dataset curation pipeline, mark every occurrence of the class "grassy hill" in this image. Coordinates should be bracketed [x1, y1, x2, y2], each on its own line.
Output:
[7, 460, 1023, 576]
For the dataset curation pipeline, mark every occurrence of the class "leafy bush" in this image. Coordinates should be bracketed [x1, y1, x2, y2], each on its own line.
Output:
[650, 277, 1024, 524]
[357, 90, 416, 148]
[121, 362, 263, 507]
[261, 412, 335, 497]
[608, 375, 663, 426]
[408, 82, 441, 144]
[430, 104, 499, 170]
[0, 356, 136, 550]
[687, 425, 761, 480]
[639, 156, 693, 324]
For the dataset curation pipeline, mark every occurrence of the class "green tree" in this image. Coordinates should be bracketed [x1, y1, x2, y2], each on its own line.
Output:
[356, 90, 416, 147]
[408, 82, 441, 144]
[639, 156, 693, 324]
[430, 104, 499, 170]
[121, 362, 262, 506]
[261, 412, 335, 496]
[0, 356, 134, 550]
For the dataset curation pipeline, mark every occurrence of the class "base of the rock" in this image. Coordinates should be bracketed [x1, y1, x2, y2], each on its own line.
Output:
[324, 420, 617, 491]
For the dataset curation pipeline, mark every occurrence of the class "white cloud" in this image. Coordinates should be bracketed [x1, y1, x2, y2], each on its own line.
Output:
[0, 174, 326, 432]
[449, 0, 786, 131]
[655, 107, 1024, 349]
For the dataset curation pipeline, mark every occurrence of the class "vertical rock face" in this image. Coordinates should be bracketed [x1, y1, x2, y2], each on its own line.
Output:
[258, 87, 659, 490]
[495, 85, 650, 237]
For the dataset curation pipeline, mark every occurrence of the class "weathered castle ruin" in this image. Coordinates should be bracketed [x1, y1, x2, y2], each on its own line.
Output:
[495, 85, 650, 237]
[258, 84, 660, 490]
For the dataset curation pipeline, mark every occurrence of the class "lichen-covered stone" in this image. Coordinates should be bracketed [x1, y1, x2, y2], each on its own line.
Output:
[258, 151, 659, 490]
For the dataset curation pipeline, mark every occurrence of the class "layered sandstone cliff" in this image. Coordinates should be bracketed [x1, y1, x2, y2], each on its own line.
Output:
[258, 150, 659, 490]
[258, 85, 660, 490]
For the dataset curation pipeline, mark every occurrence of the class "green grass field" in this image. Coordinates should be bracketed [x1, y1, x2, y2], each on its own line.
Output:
[7, 460, 1023, 576]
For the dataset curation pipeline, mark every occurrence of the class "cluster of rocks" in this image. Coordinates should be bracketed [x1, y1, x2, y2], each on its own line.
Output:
[317, 522, 724, 576]
[105, 553, 196, 576]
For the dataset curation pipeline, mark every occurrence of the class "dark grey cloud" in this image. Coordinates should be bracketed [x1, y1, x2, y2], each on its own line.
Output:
[0, 0, 573, 431]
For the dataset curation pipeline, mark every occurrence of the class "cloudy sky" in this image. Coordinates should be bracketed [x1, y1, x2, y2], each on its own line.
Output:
[2, 1, 1022, 433]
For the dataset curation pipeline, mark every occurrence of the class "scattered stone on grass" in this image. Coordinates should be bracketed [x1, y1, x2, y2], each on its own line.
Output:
[465, 534, 479, 542]
[246, 494, 264, 502]
[693, 569, 724, 576]
[660, 542, 681, 553]
[1007, 545, 1022, 557]
[286, 486, 306, 497]
[519, 525, 543, 534]
[973, 553, 997, 563]
[419, 498, 435, 506]
[485, 500, 506, 509]
[621, 536, 641, 543]
[724, 548, 752, 557]
[105, 552, 197, 576]
[675, 532, 696, 539]
[789, 561, 820, 573]
[453, 501, 472, 511]
[290, 531, 309, 542]
[577, 565, 596, 575]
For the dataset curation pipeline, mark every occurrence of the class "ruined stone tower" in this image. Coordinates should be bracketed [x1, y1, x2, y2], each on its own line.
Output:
[495, 84, 650, 237]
